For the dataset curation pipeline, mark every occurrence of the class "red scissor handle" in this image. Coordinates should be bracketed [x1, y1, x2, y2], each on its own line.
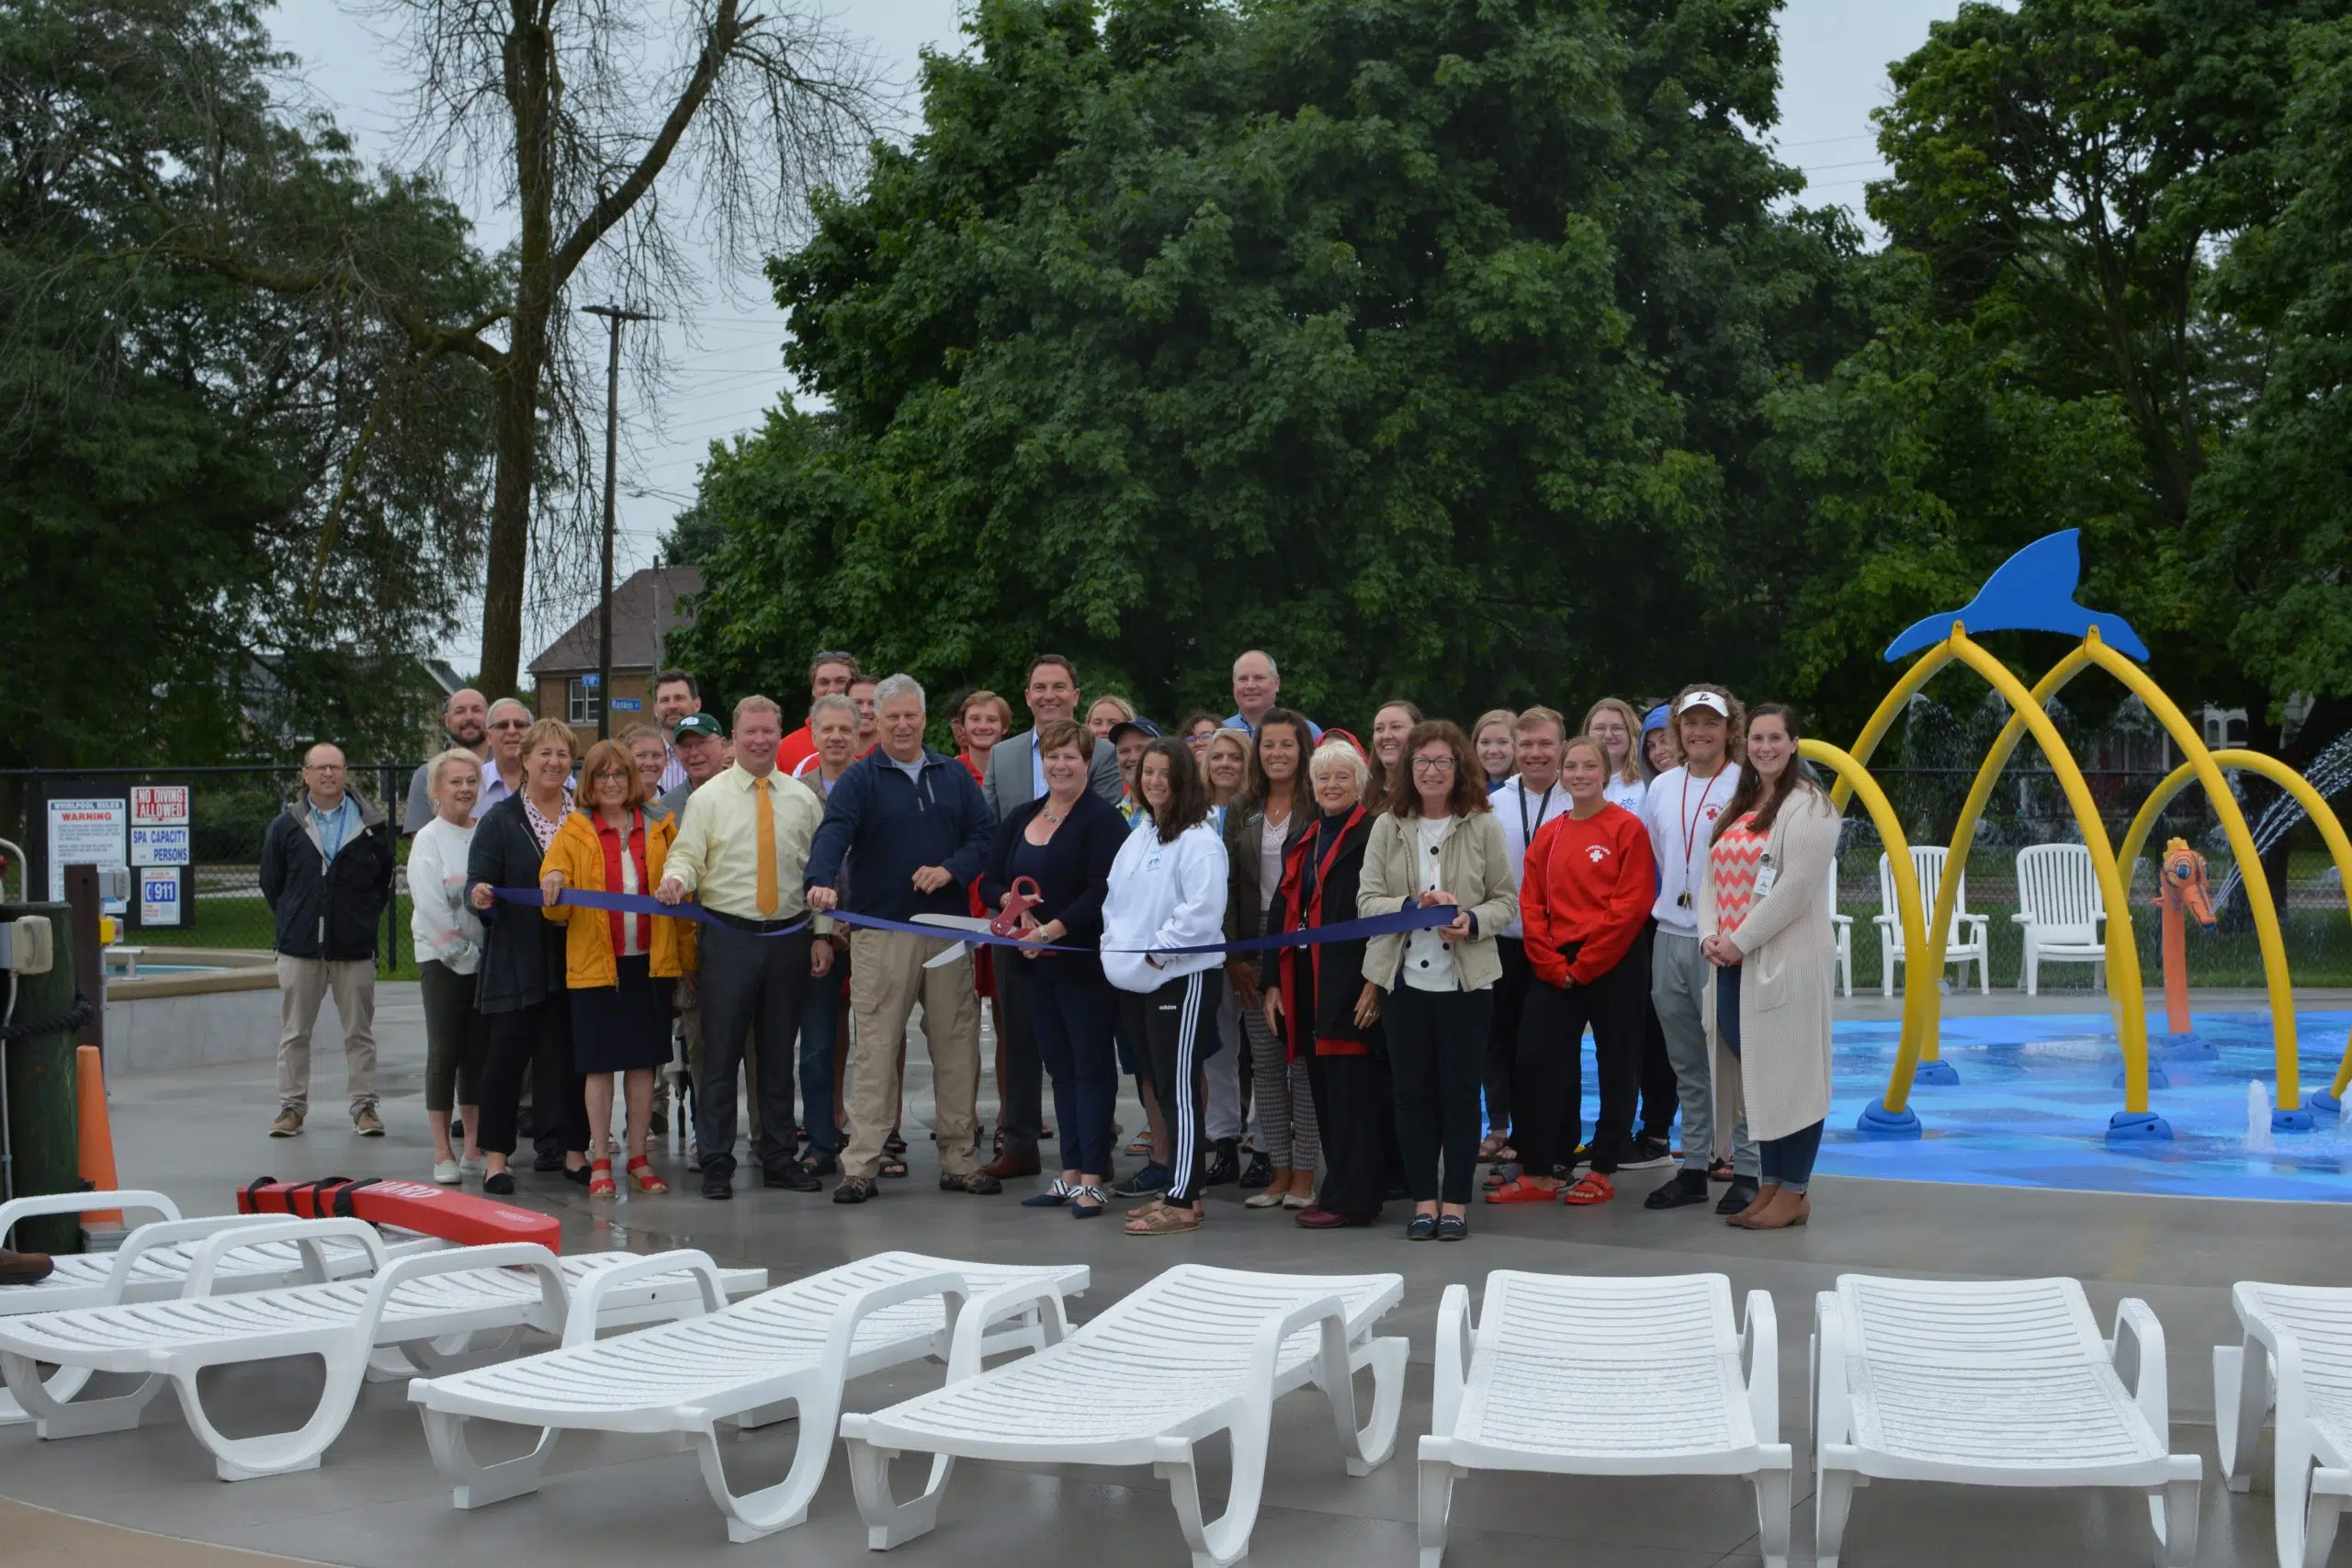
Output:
[989, 875, 1045, 937]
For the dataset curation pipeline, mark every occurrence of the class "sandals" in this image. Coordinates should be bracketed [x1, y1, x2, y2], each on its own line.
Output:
[1477, 1134, 1516, 1162]
[1562, 1171, 1615, 1206]
[1481, 1159, 1523, 1191]
[878, 1153, 910, 1179]
[1125, 1135, 1153, 1157]
[626, 1157, 668, 1196]
[1708, 1158, 1735, 1183]
[588, 1158, 616, 1200]
[1125, 1201, 1202, 1235]
[885, 1130, 908, 1157]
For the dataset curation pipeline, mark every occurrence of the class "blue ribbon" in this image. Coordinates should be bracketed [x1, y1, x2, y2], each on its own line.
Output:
[492, 887, 1455, 954]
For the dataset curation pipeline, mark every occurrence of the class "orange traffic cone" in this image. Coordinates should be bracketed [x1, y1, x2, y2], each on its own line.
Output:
[75, 1045, 122, 1228]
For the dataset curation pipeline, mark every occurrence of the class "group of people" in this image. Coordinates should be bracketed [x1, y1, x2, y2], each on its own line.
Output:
[266, 647, 1839, 1238]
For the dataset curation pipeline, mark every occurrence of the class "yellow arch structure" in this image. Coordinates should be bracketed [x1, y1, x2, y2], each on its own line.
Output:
[1836, 626, 2311, 1129]
[1799, 739, 1932, 1127]
[2119, 748, 2352, 1111]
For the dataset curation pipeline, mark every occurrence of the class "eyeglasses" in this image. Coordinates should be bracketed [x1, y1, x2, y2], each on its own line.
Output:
[590, 768, 632, 783]
[488, 719, 530, 730]
[304, 762, 345, 773]
[1411, 756, 1457, 773]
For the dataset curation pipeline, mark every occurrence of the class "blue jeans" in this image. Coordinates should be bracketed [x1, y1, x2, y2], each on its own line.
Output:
[796, 961, 843, 1157]
[1717, 963, 1823, 1192]
[1022, 963, 1120, 1177]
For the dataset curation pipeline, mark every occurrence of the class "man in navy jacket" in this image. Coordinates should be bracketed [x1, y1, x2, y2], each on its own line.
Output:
[805, 674, 999, 1202]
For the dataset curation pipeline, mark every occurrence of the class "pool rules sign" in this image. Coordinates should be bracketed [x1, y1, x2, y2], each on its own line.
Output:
[130, 784, 191, 929]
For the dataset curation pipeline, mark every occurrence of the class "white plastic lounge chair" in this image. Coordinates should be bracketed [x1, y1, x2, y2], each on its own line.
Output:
[1829, 859, 1853, 998]
[1874, 847, 1989, 995]
[1813, 1274, 2199, 1568]
[2213, 1281, 2352, 1568]
[1418, 1270, 1791, 1568]
[842, 1264, 1407, 1568]
[409, 1249, 1089, 1541]
[0, 1220, 763, 1481]
[2013, 842, 2107, 994]
[0, 1191, 447, 1427]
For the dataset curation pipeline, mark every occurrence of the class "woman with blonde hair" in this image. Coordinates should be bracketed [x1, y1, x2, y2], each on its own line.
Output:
[539, 739, 682, 1197]
[1086, 694, 1136, 740]
[1472, 709, 1518, 794]
[466, 717, 588, 1194]
[410, 747, 488, 1183]
[1201, 727, 1251, 820]
[1581, 697, 1648, 812]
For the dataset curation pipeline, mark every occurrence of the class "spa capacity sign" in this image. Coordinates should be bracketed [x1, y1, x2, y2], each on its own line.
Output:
[130, 785, 191, 868]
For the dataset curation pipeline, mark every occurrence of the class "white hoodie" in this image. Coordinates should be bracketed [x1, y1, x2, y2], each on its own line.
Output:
[1100, 818, 1230, 992]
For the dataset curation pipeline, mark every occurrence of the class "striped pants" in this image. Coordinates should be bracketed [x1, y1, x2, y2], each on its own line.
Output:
[1242, 1002, 1320, 1173]
[1123, 968, 1223, 1204]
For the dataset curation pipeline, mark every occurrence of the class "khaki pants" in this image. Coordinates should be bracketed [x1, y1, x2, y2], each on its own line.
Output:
[844, 930, 978, 1180]
[276, 954, 378, 1117]
[677, 973, 760, 1146]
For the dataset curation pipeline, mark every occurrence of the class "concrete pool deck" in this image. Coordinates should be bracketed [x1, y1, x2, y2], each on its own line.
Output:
[2, 985, 2345, 1566]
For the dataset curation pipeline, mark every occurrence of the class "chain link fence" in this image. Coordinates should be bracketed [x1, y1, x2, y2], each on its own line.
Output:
[1828, 764, 2351, 990]
[2, 764, 422, 980]
[5, 758, 2344, 991]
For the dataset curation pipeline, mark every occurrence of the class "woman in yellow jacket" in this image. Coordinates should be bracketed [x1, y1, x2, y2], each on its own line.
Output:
[540, 739, 684, 1197]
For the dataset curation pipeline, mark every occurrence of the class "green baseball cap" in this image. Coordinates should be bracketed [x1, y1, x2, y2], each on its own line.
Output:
[673, 713, 722, 743]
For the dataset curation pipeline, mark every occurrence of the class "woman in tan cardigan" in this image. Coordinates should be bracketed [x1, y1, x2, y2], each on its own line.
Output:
[1697, 705, 1840, 1230]
[1360, 719, 1518, 1241]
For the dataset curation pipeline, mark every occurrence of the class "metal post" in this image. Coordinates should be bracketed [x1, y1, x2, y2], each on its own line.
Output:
[582, 303, 655, 741]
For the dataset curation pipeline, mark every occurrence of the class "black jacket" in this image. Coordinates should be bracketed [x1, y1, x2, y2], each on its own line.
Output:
[1273, 806, 1383, 1056]
[804, 746, 994, 922]
[1224, 798, 1311, 946]
[465, 794, 567, 1014]
[258, 794, 396, 962]
[980, 792, 1129, 981]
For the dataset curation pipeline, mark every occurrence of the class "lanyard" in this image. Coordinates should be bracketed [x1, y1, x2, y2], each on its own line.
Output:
[1516, 781, 1555, 849]
[1679, 767, 1726, 882]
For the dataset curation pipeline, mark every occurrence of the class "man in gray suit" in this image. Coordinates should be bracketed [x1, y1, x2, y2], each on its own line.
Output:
[978, 654, 1126, 1180]
[981, 653, 1125, 813]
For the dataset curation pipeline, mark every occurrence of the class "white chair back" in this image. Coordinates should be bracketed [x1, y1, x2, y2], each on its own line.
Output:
[1878, 846, 1971, 944]
[2016, 844, 2101, 941]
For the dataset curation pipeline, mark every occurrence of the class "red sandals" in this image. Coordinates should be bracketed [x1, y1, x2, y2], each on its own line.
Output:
[1562, 1172, 1616, 1206]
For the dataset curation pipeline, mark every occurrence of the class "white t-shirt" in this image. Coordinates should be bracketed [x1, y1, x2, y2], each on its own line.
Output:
[1494, 773, 1574, 940]
[1402, 816, 1460, 992]
[1257, 806, 1293, 915]
[1643, 762, 1741, 935]
[1603, 773, 1647, 814]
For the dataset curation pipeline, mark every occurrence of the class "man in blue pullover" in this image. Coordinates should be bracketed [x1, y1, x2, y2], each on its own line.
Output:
[805, 673, 1000, 1203]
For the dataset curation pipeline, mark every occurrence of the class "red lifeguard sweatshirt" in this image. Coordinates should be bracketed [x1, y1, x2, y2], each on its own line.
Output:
[1521, 803, 1657, 987]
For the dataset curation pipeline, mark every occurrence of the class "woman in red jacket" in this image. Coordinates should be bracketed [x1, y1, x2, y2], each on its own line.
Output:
[1491, 735, 1657, 1206]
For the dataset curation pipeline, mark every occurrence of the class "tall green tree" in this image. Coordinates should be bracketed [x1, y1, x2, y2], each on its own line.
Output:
[0, 0, 497, 765]
[676, 0, 1864, 726]
[1765, 0, 2352, 751]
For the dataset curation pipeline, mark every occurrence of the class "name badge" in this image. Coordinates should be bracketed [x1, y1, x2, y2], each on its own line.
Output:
[1754, 863, 1778, 898]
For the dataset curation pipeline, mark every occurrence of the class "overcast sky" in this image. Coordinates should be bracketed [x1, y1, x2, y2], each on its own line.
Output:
[264, 0, 1971, 674]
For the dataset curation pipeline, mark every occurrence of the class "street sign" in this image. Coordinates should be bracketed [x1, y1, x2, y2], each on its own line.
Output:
[610, 697, 642, 712]
[582, 672, 602, 688]
[130, 826, 191, 866]
[131, 785, 190, 826]
[46, 797, 128, 910]
[139, 872, 185, 928]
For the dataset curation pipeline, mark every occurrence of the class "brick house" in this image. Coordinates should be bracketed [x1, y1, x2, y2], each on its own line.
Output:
[527, 565, 703, 752]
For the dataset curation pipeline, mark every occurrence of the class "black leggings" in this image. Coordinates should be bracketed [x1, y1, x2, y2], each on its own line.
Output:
[476, 998, 587, 1158]
[1383, 985, 1491, 1205]
[1486, 938, 1530, 1140]
[1513, 945, 1646, 1175]
[1634, 920, 1679, 1140]
[1123, 968, 1222, 1204]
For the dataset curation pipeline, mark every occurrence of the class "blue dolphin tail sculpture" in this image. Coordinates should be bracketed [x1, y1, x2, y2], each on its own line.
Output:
[1882, 529, 2149, 663]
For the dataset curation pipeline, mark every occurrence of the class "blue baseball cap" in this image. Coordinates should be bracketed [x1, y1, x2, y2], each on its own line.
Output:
[1641, 704, 1671, 733]
[1107, 716, 1163, 744]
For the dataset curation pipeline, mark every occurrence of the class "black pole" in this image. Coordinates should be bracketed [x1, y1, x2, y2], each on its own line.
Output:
[582, 302, 654, 741]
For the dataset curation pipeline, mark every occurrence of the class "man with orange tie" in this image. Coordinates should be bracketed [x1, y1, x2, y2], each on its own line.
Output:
[657, 694, 830, 1201]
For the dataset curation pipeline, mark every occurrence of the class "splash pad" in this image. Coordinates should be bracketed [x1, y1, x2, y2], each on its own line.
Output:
[1805, 530, 2352, 1150]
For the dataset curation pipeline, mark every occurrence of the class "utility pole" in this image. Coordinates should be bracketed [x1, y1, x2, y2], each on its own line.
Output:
[582, 302, 655, 739]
